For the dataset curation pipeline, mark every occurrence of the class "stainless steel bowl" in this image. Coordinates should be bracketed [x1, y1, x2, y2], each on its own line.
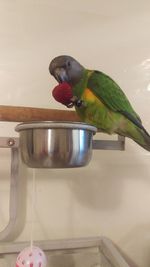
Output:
[15, 122, 97, 168]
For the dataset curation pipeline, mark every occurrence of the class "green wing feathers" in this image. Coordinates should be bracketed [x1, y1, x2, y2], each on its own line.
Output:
[87, 71, 141, 122]
[87, 70, 150, 151]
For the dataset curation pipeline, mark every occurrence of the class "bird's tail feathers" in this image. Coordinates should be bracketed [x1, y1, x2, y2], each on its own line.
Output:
[136, 128, 150, 152]
[118, 124, 150, 152]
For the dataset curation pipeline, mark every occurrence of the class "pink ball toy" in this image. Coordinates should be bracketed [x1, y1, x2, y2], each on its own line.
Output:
[16, 246, 47, 267]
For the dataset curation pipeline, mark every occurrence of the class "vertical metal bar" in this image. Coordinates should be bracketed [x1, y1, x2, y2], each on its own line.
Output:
[0, 147, 19, 240]
[0, 137, 26, 241]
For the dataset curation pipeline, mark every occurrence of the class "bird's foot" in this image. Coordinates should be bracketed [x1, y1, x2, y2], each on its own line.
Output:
[66, 96, 86, 108]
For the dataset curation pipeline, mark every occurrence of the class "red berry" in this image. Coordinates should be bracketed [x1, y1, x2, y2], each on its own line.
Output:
[52, 82, 73, 106]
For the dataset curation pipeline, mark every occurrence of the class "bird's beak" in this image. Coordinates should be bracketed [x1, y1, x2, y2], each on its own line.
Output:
[54, 68, 68, 83]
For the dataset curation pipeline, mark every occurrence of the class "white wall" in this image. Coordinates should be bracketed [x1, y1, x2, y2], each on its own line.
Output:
[0, 1, 150, 266]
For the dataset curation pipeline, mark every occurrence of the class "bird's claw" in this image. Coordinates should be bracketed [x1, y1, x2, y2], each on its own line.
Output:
[66, 102, 74, 108]
[66, 96, 86, 108]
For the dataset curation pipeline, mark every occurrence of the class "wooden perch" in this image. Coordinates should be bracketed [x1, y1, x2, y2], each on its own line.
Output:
[0, 105, 125, 150]
[0, 105, 81, 122]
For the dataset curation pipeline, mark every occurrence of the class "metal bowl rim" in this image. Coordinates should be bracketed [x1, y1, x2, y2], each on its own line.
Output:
[15, 121, 97, 133]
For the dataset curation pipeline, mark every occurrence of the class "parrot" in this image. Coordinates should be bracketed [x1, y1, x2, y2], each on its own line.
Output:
[49, 55, 150, 151]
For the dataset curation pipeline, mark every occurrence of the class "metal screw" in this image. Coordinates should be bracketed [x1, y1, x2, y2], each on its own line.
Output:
[7, 138, 15, 147]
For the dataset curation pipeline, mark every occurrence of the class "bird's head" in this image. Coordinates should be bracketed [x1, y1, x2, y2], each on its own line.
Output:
[49, 55, 85, 86]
